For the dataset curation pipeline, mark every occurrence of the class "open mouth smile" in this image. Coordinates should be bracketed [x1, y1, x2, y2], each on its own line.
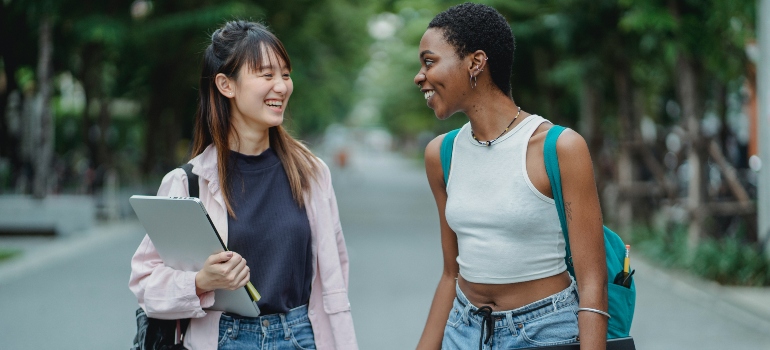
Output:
[265, 99, 284, 111]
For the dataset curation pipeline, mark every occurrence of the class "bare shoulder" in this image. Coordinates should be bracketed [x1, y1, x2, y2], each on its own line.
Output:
[554, 128, 594, 178]
[425, 133, 448, 186]
[425, 133, 446, 165]
[555, 128, 590, 158]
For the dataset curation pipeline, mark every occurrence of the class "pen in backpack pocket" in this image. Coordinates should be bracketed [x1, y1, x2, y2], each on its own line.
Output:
[623, 244, 630, 274]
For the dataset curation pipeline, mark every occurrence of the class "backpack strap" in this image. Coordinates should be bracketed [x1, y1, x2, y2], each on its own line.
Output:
[543, 125, 574, 271]
[179, 163, 199, 198]
[440, 128, 461, 186]
[178, 318, 190, 344]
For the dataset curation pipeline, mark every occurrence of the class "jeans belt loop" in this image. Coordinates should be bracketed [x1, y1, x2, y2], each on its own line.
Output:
[279, 313, 291, 340]
[232, 318, 240, 338]
[506, 312, 517, 335]
[462, 301, 473, 326]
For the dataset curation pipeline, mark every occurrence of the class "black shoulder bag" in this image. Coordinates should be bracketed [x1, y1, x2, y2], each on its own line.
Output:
[131, 163, 198, 350]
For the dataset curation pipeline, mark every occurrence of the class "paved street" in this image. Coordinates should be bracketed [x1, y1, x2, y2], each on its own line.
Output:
[1, 148, 769, 349]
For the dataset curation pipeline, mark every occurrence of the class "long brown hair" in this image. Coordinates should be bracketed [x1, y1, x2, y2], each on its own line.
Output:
[191, 20, 318, 216]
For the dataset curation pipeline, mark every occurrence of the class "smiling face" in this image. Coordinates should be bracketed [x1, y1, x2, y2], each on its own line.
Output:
[226, 47, 293, 132]
[414, 28, 470, 120]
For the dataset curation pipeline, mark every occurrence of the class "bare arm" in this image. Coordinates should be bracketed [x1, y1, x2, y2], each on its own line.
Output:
[556, 129, 608, 349]
[416, 135, 460, 350]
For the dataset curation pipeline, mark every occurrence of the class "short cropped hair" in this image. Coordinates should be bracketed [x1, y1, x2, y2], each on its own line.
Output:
[428, 3, 515, 96]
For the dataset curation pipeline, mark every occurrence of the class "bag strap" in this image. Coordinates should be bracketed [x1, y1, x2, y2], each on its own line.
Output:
[440, 128, 461, 186]
[543, 125, 574, 270]
[178, 319, 190, 343]
[179, 163, 199, 198]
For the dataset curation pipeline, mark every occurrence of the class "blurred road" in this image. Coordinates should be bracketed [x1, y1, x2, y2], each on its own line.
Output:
[1, 148, 769, 349]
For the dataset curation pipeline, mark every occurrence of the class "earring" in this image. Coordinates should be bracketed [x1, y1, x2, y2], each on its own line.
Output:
[470, 74, 477, 89]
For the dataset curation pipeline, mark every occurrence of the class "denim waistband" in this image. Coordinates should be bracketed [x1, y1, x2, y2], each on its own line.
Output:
[454, 276, 578, 329]
[220, 304, 309, 333]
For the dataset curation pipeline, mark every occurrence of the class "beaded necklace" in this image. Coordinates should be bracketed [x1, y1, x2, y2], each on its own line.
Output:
[471, 107, 522, 146]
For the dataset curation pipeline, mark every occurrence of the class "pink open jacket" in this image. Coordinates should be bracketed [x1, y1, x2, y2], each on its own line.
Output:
[129, 145, 358, 349]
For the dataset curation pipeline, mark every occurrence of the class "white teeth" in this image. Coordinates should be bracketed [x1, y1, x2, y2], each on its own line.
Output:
[424, 91, 435, 100]
[265, 100, 283, 107]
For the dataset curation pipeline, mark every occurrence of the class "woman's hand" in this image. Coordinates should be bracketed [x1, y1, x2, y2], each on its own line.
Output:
[195, 251, 250, 295]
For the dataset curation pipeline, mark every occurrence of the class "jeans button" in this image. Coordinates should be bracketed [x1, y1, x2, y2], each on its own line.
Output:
[262, 319, 270, 327]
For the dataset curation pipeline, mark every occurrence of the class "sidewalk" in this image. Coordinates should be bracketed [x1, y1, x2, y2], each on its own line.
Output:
[634, 255, 770, 333]
[0, 220, 142, 284]
[2, 147, 770, 348]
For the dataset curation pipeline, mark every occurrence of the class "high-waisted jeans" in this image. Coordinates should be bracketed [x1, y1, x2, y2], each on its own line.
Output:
[442, 277, 579, 349]
[218, 304, 315, 350]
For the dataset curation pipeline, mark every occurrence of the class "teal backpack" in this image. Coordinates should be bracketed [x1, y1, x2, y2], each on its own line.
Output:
[440, 125, 635, 339]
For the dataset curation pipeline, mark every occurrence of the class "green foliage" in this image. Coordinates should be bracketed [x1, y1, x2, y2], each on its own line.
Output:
[0, 0, 760, 187]
[0, 248, 21, 262]
[692, 236, 770, 286]
[1, 0, 381, 180]
[14, 66, 36, 93]
[72, 15, 129, 47]
[279, 0, 375, 134]
[632, 224, 770, 286]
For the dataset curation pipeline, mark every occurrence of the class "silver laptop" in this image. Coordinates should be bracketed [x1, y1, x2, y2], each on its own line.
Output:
[129, 195, 260, 317]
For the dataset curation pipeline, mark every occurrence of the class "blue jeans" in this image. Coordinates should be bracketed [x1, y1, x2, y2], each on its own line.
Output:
[218, 304, 316, 350]
[442, 277, 579, 349]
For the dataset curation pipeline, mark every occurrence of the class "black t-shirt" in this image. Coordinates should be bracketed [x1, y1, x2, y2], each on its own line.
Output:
[226, 148, 313, 315]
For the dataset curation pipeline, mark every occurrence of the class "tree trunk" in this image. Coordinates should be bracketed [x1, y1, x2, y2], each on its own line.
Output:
[97, 98, 112, 169]
[32, 16, 54, 199]
[79, 43, 103, 190]
[142, 82, 162, 175]
[714, 81, 729, 149]
[614, 66, 635, 236]
[580, 81, 602, 165]
[675, 54, 707, 249]
[143, 62, 181, 175]
[0, 1, 24, 189]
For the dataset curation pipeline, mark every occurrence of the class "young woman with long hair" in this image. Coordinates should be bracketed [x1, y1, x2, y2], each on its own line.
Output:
[129, 20, 357, 350]
[414, 3, 608, 349]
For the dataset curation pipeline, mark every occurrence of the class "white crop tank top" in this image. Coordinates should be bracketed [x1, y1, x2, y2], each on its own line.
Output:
[445, 115, 567, 284]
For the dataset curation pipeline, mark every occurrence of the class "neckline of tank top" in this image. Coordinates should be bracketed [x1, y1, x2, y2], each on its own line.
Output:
[465, 114, 540, 147]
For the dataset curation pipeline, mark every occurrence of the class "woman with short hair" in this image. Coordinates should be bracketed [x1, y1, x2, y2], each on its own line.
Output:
[414, 3, 608, 349]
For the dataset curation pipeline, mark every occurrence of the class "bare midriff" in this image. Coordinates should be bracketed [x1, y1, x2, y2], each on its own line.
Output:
[458, 271, 571, 311]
